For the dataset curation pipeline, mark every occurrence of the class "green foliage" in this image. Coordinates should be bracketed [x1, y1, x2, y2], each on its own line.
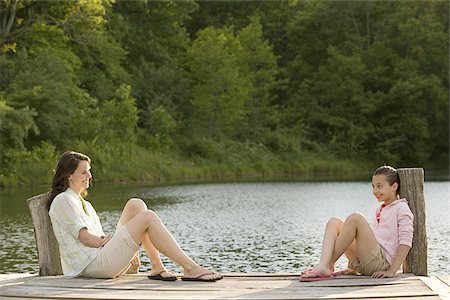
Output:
[284, 0, 448, 167]
[0, 142, 57, 186]
[63, 0, 130, 101]
[112, 0, 195, 127]
[187, 26, 251, 139]
[140, 106, 178, 152]
[0, 0, 448, 186]
[236, 16, 282, 140]
[5, 49, 83, 146]
[70, 84, 139, 144]
[0, 100, 37, 150]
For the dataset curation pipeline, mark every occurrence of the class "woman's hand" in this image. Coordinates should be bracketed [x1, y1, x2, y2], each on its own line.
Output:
[79, 228, 112, 248]
[100, 234, 113, 247]
[130, 254, 140, 268]
[372, 270, 396, 278]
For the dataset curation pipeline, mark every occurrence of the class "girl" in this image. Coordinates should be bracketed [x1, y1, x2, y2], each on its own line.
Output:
[300, 165, 414, 281]
[49, 151, 223, 281]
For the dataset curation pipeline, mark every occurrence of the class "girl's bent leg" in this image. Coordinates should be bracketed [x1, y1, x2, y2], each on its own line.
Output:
[303, 217, 344, 278]
[332, 213, 378, 263]
[303, 213, 376, 279]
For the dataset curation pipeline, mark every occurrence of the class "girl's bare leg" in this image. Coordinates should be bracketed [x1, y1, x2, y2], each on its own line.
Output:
[305, 213, 377, 277]
[120, 198, 221, 280]
[331, 213, 377, 262]
[304, 217, 344, 276]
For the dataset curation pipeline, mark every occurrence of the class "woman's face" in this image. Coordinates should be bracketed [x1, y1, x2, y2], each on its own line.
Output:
[68, 160, 92, 194]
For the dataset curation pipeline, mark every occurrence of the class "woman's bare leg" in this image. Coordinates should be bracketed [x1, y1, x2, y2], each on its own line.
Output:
[121, 198, 221, 280]
[119, 199, 168, 276]
[304, 213, 377, 277]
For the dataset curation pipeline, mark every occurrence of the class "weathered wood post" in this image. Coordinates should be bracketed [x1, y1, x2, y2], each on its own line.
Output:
[27, 193, 63, 276]
[398, 168, 427, 276]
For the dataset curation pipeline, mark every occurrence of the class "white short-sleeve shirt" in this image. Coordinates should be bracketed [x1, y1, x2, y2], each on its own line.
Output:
[49, 188, 104, 276]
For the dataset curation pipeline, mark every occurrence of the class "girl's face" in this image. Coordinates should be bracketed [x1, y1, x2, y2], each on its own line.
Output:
[371, 174, 398, 204]
[68, 160, 92, 194]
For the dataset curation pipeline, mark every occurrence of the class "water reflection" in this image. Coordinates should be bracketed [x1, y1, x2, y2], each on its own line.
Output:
[0, 181, 449, 275]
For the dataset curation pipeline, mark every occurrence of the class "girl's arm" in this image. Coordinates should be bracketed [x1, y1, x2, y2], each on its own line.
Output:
[372, 244, 411, 278]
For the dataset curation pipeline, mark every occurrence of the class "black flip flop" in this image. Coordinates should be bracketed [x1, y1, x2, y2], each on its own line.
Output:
[147, 272, 177, 281]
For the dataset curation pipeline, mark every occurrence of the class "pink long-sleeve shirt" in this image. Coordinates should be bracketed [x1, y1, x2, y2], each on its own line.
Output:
[371, 198, 414, 265]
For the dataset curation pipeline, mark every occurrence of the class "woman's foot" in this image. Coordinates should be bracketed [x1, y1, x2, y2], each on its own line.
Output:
[148, 268, 178, 281]
[150, 268, 177, 279]
[182, 265, 223, 281]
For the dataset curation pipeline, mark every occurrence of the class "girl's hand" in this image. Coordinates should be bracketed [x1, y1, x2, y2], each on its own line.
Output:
[372, 270, 396, 278]
[100, 234, 113, 247]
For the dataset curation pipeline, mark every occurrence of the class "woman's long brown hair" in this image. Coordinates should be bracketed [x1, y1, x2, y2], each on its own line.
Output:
[49, 151, 91, 202]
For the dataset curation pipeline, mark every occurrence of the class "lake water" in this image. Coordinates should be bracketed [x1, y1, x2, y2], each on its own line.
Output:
[0, 181, 449, 275]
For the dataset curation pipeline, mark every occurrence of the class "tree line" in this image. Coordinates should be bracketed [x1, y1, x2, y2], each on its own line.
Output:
[0, 0, 448, 186]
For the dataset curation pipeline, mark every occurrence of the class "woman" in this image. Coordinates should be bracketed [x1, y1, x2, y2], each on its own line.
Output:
[49, 150, 223, 281]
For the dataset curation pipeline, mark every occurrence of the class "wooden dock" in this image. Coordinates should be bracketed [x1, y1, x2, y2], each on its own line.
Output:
[1, 273, 449, 299]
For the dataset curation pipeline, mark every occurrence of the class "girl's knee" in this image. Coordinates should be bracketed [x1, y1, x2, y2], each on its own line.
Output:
[326, 217, 344, 228]
[346, 212, 366, 223]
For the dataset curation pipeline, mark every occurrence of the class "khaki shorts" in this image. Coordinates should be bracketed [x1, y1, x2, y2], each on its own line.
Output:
[348, 244, 390, 276]
[82, 222, 140, 278]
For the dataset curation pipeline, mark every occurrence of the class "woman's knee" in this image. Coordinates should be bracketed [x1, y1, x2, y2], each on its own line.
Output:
[125, 198, 148, 214]
[139, 209, 161, 225]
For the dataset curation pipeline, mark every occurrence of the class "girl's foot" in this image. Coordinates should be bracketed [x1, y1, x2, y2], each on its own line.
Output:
[301, 264, 332, 278]
[333, 268, 358, 276]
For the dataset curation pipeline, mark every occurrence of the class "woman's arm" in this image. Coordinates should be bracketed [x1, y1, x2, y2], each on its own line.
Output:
[372, 244, 411, 278]
[78, 228, 112, 248]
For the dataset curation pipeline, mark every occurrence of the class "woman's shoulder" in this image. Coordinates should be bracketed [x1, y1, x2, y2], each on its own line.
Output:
[50, 189, 77, 208]
[54, 189, 75, 199]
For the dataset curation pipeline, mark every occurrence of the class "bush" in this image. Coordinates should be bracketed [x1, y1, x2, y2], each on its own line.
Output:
[0, 142, 57, 186]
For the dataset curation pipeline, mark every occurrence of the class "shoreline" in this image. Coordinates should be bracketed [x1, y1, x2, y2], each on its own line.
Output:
[0, 168, 448, 191]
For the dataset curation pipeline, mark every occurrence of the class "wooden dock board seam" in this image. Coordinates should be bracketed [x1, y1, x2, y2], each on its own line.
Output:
[421, 276, 450, 300]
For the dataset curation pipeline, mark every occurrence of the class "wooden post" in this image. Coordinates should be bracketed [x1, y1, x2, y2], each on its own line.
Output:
[27, 193, 63, 276]
[398, 168, 427, 276]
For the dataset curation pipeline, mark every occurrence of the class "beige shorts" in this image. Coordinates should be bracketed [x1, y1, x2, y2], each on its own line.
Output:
[82, 222, 140, 278]
[348, 244, 390, 276]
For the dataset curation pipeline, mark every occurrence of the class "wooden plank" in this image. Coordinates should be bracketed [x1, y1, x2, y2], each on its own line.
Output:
[0, 274, 440, 300]
[0, 273, 36, 288]
[20, 276, 425, 291]
[398, 168, 427, 276]
[438, 276, 450, 286]
[0, 284, 439, 299]
[421, 276, 450, 300]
